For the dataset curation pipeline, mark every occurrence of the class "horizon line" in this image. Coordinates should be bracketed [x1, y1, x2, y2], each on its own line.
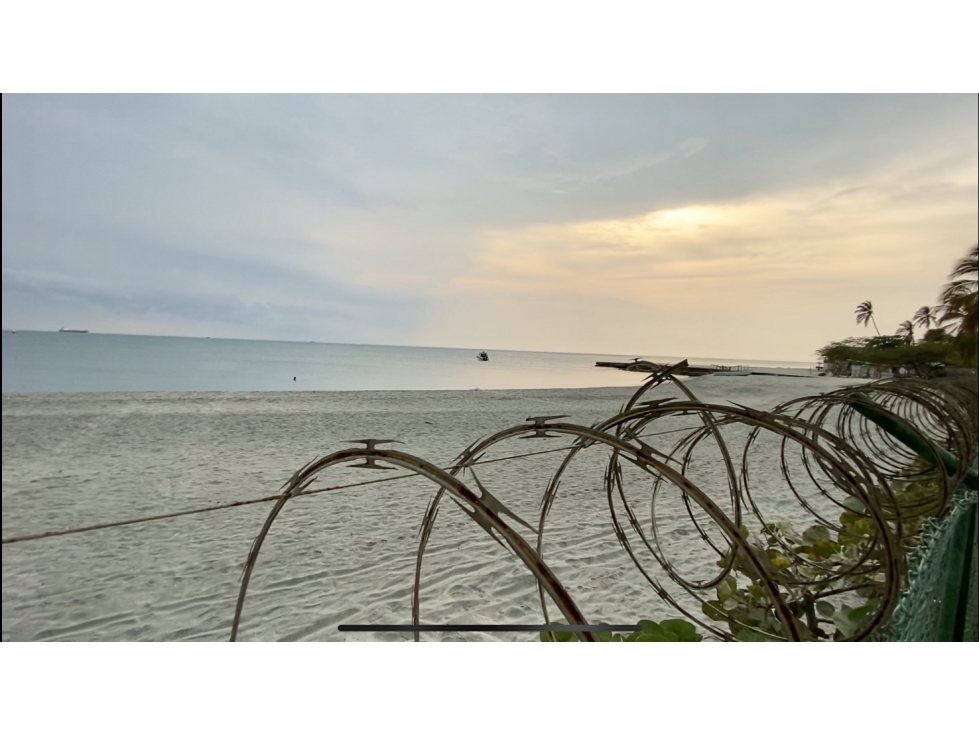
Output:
[0, 328, 819, 365]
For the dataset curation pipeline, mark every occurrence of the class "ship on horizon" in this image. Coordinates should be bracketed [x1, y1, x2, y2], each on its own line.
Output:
[58, 327, 89, 333]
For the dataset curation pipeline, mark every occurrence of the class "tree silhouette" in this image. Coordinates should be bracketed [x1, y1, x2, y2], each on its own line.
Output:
[896, 320, 915, 345]
[938, 244, 978, 339]
[855, 300, 880, 336]
[927, 244, 979, 366]
[913, 305, 936, 332]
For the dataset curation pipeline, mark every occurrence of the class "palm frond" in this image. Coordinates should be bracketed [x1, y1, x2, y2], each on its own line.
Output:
[913, 306, 935, 331]
[949, 243, 978, 280]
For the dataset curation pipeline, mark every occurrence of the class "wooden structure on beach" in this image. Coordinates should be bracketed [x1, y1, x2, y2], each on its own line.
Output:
[595, 359, 816, 378]
[595, 359, 716, 376]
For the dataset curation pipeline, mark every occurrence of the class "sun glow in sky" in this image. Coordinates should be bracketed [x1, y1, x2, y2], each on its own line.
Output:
[2, 94, 976, 362]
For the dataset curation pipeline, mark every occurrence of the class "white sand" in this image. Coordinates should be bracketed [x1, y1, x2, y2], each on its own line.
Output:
[1, 376, 865, 641]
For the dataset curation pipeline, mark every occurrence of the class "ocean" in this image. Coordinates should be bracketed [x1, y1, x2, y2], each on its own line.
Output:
[1, 330, 817, 393]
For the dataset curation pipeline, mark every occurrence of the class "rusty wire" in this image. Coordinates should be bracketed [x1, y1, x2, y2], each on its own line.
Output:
[231, 362, 977, 641]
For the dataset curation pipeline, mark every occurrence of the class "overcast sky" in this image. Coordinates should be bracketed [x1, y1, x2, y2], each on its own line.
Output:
[2, 94, 976, 361]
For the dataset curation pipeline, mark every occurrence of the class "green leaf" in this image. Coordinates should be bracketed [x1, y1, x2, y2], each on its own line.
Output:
[736, 628, 776, 642]
[660, 619, 703, 641]
[632, 630, 677, 642]
[619, 619, 705, 642]
[802, 525, 831, 543]
[839, 515, 875, 538]
[637, 619, 698, 641]
[842, 496, 866, 513]
[717, 576, 737, 602]
[832, 605, 857, 636]
[768, 551, 794, 571]
[809, 538, 840, 559]
[702, 601, 727, 622]
[855, 583, 877, 599]
[638, 619, 664, 635]
[816, 601, 835, 619]
[849, 605, 876, 626]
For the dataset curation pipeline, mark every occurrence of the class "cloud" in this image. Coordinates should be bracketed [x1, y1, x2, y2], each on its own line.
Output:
[679, 137, 709, 157]
[2, 94, 977, 360]
[1, 234, 427, 343]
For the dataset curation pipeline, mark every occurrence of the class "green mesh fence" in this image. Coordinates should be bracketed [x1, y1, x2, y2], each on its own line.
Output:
[876, 488, 979, 642]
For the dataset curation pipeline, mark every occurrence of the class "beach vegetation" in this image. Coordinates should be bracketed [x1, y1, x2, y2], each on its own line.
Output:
[913, 305, 937, 332]
[817, 337, 953, 375]
[700, 476, 940, 642]
[546, 459, 944, 643]
[540, 619, 703, 642]
[824, 245, 979, 370]
[855, 300, 880, 336]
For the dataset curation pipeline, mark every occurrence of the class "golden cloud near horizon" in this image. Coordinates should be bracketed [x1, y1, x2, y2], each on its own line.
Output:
[452, 174, 977, 300]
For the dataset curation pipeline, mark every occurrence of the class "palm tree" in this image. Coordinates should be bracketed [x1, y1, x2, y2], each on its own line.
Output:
[951, 243, 978, 280]
[913, 305, 936, 332]
[855, 300, 880, 336]
[938, 244, 978, 338]
[896, 320, 915, 344]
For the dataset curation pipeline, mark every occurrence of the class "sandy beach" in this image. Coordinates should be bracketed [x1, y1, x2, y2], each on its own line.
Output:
[2, 375, 865, 641]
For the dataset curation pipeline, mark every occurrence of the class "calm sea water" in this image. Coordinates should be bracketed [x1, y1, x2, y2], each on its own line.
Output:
[1, 331, 817, 393]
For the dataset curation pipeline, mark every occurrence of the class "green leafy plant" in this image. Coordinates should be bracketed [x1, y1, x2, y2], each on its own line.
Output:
[697, 469, 943, 641]
[699, 513, 885, 641]
[540, 618, 703, 642]
[544, 464, 944, 643]
[822, 245, 978, 368]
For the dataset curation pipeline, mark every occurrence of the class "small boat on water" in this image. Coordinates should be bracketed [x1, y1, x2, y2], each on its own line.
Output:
[477, 351, 489, 361]
[709, 365, 751, 376]
[59, 327, 89, 333]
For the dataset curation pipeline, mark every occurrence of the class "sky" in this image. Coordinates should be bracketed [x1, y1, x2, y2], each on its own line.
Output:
[2, 94, 977, 362]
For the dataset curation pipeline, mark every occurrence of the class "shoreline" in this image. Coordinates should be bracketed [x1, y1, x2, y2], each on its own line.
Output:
[2, 372, 862, 399]
[1, 384, 649, 401]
